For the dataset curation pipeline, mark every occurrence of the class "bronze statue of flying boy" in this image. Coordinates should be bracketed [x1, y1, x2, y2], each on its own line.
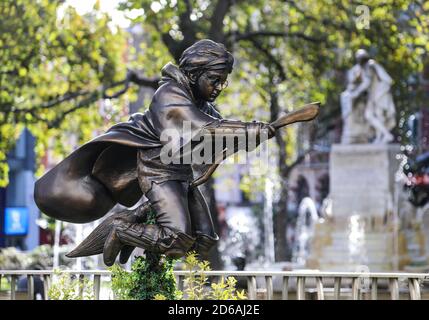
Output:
[34, 39, 319, 266]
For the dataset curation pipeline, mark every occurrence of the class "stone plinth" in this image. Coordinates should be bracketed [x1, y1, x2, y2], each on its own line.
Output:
[307, 144, 402, 272]
[330, 144, 401, 217]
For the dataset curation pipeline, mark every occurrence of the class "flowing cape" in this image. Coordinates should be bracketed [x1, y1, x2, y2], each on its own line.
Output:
[34, 114, 162, 223]
[34, 63, 222, 223]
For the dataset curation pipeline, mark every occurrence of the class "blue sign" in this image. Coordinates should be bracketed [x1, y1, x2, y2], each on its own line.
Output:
[4, 207, 29, 236]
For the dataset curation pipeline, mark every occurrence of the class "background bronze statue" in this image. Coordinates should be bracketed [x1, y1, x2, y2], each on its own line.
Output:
[34, 39, 319, 266]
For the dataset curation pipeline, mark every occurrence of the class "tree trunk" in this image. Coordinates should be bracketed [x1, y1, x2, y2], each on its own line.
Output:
[269, 88, 289, 262]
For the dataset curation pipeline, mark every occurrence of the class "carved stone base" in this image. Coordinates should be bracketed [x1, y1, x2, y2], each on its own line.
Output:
[330, 143, 401, 218]
[307, 144, 402, 271]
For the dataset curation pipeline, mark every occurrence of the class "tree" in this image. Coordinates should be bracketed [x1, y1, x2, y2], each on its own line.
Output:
[0, 0, 128, 186]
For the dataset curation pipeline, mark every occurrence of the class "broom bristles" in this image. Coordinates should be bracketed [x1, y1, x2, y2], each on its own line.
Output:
[66, 215, 117, 258]
[66, 201, 152, 259]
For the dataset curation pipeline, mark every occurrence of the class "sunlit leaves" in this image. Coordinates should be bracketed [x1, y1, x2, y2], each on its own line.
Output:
[0, 0, 128, 186]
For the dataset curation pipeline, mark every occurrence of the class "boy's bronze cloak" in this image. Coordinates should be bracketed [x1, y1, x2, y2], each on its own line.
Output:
[34, 63, 222, 223]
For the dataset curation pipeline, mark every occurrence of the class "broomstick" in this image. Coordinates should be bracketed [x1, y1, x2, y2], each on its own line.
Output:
[190, 102, 320, 187]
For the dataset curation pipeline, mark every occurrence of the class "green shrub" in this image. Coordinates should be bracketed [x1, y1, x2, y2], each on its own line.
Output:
[109, 207, 180, 300]
[110, 253, 180, 300]
[111, 251, 247, 300]
[169, 251, 246, 300]
[209, 276, 247, 300]
[0, 247, 29, 270]
[48, 270, 94, 300]
[109, 209, 245, 300]
[0, 245, 74, 270]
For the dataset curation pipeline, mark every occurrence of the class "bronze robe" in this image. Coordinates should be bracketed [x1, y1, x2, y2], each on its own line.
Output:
[35, 63, 265, 224]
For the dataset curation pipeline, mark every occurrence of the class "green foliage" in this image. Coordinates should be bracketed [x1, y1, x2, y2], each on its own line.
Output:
[181, 252, 247, 300]
[109, 207, 179, 300]
[0, 247, 30, 270]
[181, 251, 211, 300]
[110, 251, 246, 300]
[110, 253, 180, 300]
[210, 276, 247, 300]
[109, 264, 135, 300]
[48, 270, 94, 300]
[1, 0, 427, 189]
[0, 276, 11, 292]
[0, 245, 74, 270]
[0, 0, 128, 186]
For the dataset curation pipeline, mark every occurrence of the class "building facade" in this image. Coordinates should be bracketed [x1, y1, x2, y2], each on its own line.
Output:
[0, 129, 39, 250]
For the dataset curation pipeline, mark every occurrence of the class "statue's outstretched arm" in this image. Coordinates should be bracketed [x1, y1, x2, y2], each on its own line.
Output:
[190, 103, 320, 187]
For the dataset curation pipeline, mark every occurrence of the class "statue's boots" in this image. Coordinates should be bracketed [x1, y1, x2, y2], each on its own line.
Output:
[103, 219, 195, 266]
[191, 233, 219, 259]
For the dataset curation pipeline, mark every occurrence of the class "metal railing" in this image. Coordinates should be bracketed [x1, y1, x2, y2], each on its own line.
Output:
[1, 270, 428, 300]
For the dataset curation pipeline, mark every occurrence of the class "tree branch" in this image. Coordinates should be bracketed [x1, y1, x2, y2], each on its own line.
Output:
[128, 71, 160, 90]
[284, 148, 314, 176]
[47, 91, 100, 129]
[151, 20, 182, 62]
[177, 0, 197, 48]
[230, 30, 326, 43]
[7, 70, 161, 127]
[36, 90, 92, 110]
[248, 38, 287, 82]
[209, 0, 233, 43]
[283, 0, 353, 32]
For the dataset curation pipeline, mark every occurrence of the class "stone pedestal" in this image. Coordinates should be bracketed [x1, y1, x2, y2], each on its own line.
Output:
[307, 144, 402, 272]
[330, 144, 400, 218]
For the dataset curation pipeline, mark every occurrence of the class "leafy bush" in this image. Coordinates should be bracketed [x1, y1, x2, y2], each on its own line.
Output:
[109, 207, 180, 300]
[170, 252, 246, 300]
[209, 276, 247, 300]
[48, 270, 94, 300]
[110, 253, 180, 300]
[182, 252, 211, 300]
[0, 245, 74, 270]
[108, 208, 245, 300]
[110, 251, 246, 300]
[0, 247, 29, 270]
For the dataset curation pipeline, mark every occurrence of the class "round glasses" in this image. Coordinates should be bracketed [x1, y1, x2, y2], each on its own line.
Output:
[203, 73, 228, 90]
[213, 78, 228, 90]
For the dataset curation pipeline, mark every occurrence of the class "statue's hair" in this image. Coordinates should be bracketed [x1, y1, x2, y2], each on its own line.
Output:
[179, 39, 234, 78]
[355, 48, 370, 61]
